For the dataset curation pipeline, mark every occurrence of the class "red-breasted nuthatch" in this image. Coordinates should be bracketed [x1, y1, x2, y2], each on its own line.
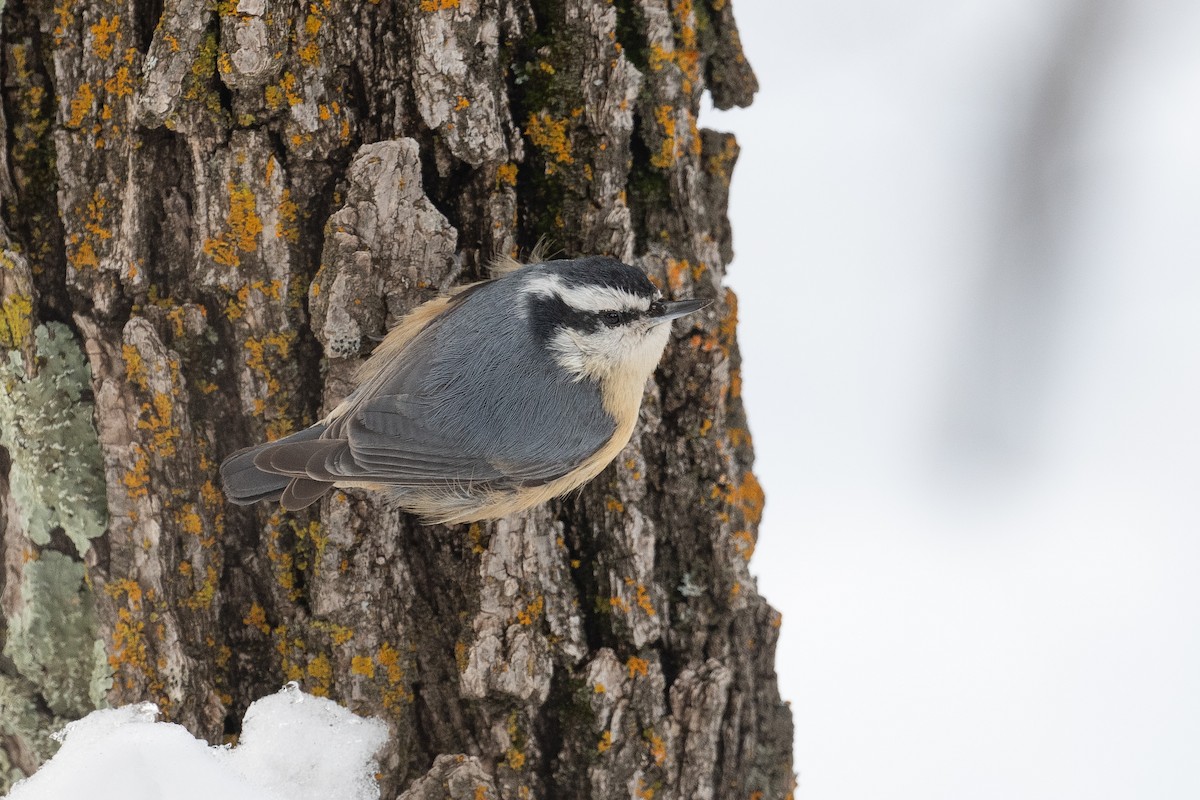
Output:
[220, 256, 709, 523]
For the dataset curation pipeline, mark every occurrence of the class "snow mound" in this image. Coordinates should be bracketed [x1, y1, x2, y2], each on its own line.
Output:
[8, 683, 390, 800]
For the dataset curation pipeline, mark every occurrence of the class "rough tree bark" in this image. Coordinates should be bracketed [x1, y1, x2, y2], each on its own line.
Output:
[0, 0, 792, 797]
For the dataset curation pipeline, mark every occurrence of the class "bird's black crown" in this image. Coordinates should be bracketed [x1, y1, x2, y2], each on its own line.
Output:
[545, 256, 658, 299]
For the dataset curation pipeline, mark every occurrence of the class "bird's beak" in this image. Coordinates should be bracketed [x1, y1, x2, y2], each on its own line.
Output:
[651, 298, 711, 324]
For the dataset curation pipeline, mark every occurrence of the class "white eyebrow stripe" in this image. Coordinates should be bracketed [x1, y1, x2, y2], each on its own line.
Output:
[522, 274, 650, 313]
[523, 274, 568, 299]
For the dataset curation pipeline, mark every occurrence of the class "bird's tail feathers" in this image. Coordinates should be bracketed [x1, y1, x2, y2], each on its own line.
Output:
[220, 423, 331, 509]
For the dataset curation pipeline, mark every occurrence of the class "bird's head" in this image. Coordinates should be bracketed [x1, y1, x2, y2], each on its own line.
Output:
[521, 257, 709, 387]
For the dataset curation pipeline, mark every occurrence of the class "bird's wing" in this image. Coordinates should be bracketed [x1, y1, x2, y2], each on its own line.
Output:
[305, 390, 610, 489]
[307, 270, 618, 490]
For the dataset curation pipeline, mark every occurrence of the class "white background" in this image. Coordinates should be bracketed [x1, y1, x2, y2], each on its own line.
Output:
[703, 2, 1200, 798]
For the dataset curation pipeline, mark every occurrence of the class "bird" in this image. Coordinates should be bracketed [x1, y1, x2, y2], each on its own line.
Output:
[220, 255, 709, 523]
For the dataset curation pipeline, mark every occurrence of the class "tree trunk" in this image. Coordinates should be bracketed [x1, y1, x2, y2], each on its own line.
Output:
[0, 0, 792, 797]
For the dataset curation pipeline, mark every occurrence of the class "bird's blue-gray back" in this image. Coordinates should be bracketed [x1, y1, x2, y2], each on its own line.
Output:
[330, 270, 615, 487]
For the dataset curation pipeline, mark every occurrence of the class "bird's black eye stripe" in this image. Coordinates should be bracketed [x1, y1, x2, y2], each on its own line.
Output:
[599, 309, 640, 327]
[648, 300, 664, 317]
[529, 293, 599, 340]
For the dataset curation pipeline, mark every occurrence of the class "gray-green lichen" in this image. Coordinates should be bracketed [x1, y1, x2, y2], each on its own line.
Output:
[0, 321, 111, 791]
[0, 322, 108, 553]
[0, 673, 64, 793]
[4, 551, 111, 717]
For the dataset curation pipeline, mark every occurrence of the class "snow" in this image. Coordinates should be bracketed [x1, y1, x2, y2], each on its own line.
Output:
[7, 684, 389, 800]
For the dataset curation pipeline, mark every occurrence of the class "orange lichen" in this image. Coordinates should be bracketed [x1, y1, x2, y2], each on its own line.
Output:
[351, 655, 376, 678]
[298, 40, 320, 65]
[646, 730, 666, 765]
[281, 73, 303, 106]
[597, 730, 612, 754]
[651, 104, 682, 169]
[727, 365, 745, 401]
[718, 290, 739, 353]
[82, 190, 113, 240]
[307, 653, 333, 696]
[105, 578, 144, 609]
[224, 279, 285, 320]
[732, 529, 756, 561]
[200, 478, 224, 511]
[686, 110, 702, 158]
[273, 624, 303, 681]
[67, 82, 95, 128]
[635, 584, 655, 616]
[122, 447, 151, 500]
[243, 603, 271, 634]
[609, 596, 630, 613]
[138, 392, 179, 457]
[466, 522, 485, 555]
[104, 65, 135, 97]
[647, 3, 701, 93]
[176, 505, 204, 537]
[506, 748, 526, 770]
[184, 564, 220, 610]
[419, 0, 460, 10]
[705, 134, 739, 185]
[90, 15, 120, 60]
[515, 595, 544, 626]
[377, 642, 410, 709]
[226, 183, 264, 251]
[665, 257, 690, 292]
[626, 656, 649, 679]
[525, 111, 574, 168]
[606, 497, 625, 514]
[243, 330, 288, 368]
[105, 586, 168, 708]
[164, 304, 192, 338]
[276, 189, 300, 242]
[203, 183, 263, 267]
[109, 607, 149, 677]
[326, 623, 353, 645]
[264, 85, 284, 109]
[726, 471, 765, 526]
[0, 294, 32, 349]
[728, 424, 750, 450]
[52, 0, 74, 44]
